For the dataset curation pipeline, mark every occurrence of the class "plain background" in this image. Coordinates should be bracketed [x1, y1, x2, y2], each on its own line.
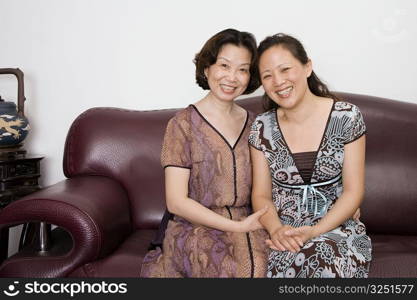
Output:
[0, 0, 416, 256]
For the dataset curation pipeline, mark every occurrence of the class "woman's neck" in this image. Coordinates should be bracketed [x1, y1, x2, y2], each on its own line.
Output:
[279, 90, 319, 124]
[196, 92, 236, 116]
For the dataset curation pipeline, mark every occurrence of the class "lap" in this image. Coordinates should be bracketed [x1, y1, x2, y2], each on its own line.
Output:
[268, 226, 371, 278]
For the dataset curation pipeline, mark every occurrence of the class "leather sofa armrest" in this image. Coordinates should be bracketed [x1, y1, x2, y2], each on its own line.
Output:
[0, 175, 132, 277]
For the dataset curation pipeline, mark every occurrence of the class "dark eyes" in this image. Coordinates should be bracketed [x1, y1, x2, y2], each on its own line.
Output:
[262, 67, 290, 79]
[219, 63, 248, 73]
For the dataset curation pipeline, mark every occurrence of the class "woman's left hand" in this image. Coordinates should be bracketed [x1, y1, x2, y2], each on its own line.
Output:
[353, 208, 361, 221]
[283, 226, 315, 244]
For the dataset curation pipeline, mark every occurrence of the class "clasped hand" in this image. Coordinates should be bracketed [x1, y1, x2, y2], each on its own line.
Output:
[266, 225, 314, 253]
[266, 208, 361, 252]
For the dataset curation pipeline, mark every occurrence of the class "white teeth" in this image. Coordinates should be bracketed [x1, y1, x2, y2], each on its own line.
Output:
[221, 85, 236, 92]
[277, 87, 292, 95]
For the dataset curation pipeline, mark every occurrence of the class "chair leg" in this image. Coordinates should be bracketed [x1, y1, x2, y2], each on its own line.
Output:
[19, 222, 52, 251]
[0, 227, 9, 264]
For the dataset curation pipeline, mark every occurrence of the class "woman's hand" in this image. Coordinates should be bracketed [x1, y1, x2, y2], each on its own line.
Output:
[238, 206, 269, 232]
[266, 225, 304, 253]
[353, 208, 361, 221]
[283, 226, 316, 246]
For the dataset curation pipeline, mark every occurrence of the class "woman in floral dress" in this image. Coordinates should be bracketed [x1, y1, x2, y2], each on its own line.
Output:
[140, 29, 269, 278]
[249, 33, 372, 278]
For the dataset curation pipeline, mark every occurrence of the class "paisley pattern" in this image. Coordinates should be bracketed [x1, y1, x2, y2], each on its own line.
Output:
[249, 100, 372, 278]
[140, 105, 269, 278]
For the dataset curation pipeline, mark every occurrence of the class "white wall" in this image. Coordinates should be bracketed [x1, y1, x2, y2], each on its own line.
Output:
[0, 0, 416, 254]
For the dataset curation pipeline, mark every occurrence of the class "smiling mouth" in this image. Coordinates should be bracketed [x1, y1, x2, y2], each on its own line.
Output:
[220, 84, 237, 93]
[276, 86, 293, 97]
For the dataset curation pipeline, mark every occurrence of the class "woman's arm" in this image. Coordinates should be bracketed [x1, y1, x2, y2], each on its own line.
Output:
[312, 135, 366, 235]
[165, 166, 267, 233]
[250, 146, 280, 233]
[250, 146, 302, 252]
[285, 135, 366, 242]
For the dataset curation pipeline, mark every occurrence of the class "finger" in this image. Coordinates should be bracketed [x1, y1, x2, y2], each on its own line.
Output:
[266, 239, 277, 250]
[265, 239, 279, 251]
[354, 211, 361, 221]
[287, 237, 301, 252]
[270, 238, 286, 252]
[274, 240, 286, 252]
[294, 236, 304, 248]
[353, 208, 361, 220]
[281, 235, 300, 252]
[282, 229, 304, 247]
[280, 238, 297, 253]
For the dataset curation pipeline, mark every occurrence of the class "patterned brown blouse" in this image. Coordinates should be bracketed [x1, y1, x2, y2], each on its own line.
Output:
[140, 105, 269, 277]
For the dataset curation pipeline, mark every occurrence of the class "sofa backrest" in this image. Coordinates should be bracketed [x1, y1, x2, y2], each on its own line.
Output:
[335, 92, 417, 235]
[63, 107, 174, 230]
[63, 93, 417, 235]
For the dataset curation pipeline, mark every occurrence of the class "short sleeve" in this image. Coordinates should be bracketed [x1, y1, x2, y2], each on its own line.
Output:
[344, 105, 367, 144]
[248, 118, 262, 150]
[160, 117, 192, 169]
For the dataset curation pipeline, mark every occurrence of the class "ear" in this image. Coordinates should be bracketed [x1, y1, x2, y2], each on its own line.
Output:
[306, 59, 313, 78]
[204, 68, 208, 79]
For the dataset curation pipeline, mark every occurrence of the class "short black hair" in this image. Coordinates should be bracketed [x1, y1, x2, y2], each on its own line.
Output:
[194, 28, 260, 94]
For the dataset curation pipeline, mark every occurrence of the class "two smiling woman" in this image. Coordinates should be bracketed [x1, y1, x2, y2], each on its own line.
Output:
[140, 29, 372, 278]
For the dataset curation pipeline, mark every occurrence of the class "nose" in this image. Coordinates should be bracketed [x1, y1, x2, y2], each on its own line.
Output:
[226, 69, 238, 82]
[272, 71, 285, 86]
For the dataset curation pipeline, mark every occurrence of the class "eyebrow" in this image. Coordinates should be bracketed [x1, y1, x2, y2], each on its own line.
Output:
[218, 56, 250, 66]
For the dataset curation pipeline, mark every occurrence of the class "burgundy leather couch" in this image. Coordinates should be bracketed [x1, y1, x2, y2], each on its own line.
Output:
[0, 92, 416, 278]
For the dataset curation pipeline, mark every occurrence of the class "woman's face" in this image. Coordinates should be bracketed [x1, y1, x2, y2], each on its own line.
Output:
[259, 45, 312, 109]
[205, 44, 251, 102]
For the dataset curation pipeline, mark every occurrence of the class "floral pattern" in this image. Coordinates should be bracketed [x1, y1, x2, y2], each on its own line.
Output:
[249, 100, 372, 278]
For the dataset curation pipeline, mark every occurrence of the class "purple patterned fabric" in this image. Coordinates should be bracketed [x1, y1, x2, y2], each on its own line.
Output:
[140, 105, 269, 278]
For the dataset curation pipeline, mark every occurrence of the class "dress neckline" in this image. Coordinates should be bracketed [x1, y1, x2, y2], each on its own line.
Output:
[190, 104, 249, 150]
[274, 99, 336, 183]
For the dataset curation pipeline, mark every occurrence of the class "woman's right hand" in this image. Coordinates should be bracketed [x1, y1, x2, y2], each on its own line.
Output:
[237, 206, 269, 232]
[266, 225, 304, 253]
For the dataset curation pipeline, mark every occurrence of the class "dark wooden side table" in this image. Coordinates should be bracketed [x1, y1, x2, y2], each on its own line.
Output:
[0, 153, 43, 263]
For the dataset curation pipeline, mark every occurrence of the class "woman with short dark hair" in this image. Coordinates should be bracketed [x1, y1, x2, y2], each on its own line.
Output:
[140, 29, 269, 278]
